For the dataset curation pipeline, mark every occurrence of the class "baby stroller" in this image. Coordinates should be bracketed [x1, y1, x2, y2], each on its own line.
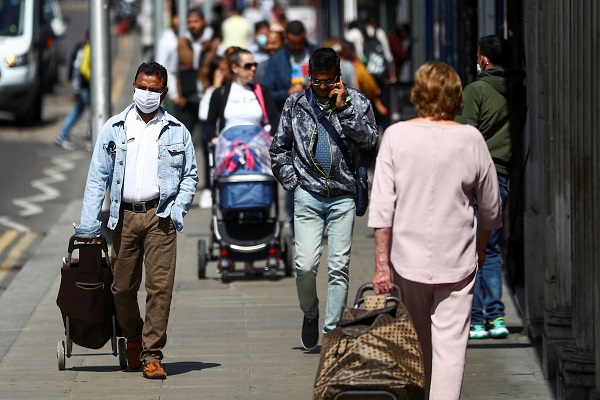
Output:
[56, 235, 127, 370]
[197, 124, 294, 283]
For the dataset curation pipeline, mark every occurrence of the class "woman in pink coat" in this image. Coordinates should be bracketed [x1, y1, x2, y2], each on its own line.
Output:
[368, 61, 502, 399]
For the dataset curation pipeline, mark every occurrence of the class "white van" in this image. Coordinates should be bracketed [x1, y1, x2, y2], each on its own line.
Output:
[0, 0, 64, 122]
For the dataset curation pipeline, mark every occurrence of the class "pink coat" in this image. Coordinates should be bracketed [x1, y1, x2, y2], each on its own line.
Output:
[368, 121, 502, 284]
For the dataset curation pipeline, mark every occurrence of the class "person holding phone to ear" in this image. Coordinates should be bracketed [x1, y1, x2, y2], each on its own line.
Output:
[261, 21, 319, 232]
[270, 47, 378, 350]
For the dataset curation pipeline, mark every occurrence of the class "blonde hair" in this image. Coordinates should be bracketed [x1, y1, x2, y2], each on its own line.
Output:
[410, 61, 463, 120]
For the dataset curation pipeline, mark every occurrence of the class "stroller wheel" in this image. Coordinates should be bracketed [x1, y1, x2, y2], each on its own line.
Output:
[118, 338, 127, 370]
[221, 268, 231, 283]
[198, 240, 208, 279]
[57, 341, 66, 371]
[269, 266, 278, 281]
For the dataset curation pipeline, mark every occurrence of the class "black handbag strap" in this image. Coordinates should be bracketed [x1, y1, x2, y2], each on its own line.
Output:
[304, 88, 355, 175]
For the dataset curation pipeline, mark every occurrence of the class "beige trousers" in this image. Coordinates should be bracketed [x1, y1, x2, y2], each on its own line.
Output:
[394, 268, 476, 400]
[111, 207, 177, 364]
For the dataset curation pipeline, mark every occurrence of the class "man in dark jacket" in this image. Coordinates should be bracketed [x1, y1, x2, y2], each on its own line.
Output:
[456, 35, 527, 340]
[260, 20, 319, 110]
[270, 48, 378, 350]
[261, 20, 319, 230]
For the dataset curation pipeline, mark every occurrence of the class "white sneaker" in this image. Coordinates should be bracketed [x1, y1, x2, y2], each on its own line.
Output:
[54, 136, 75, 150]
[199, 189, 212, 208]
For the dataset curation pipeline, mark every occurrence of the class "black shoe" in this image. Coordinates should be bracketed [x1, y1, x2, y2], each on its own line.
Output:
[301, 315, 319, 350]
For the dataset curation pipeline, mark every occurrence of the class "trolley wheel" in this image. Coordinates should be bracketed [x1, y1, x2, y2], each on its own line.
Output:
[118, 337, 127, 370]
[57, 341, 66, 370]
[198, 239, 208, 279]
[283, 234, 294, 277]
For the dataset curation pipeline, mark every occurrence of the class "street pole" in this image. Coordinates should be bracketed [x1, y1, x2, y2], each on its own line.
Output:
[343, 0, 357, 33]
[178, 0, 188, 37]
[154, 0, 163, 58]
[89, 0, 111, 144]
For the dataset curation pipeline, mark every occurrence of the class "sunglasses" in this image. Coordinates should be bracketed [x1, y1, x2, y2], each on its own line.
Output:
[236, 62, 258, 70]
[310, 76, 339, 87]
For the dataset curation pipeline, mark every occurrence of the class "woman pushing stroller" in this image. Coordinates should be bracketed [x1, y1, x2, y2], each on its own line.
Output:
[205, 47, 279, 275]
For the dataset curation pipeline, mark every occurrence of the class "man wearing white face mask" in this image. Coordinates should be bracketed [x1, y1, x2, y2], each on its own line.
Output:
[248, 20, 271, 65]
[74, 62, 198, 379]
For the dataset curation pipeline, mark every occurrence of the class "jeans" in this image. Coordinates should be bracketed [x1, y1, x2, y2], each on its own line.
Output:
[294, 187, 355, 332]
[285, 191, 294, 226]
[60, 88, 90, 140]
[471, 173, 509, 325]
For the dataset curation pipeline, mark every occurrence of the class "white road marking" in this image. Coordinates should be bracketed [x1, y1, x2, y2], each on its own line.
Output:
[0, 217, 30, 232]
[13, 153, 85, 217]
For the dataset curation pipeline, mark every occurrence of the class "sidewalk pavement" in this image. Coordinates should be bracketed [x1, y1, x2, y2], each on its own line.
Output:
[0, 33, 556, 400]
[0, 196, 556, 399]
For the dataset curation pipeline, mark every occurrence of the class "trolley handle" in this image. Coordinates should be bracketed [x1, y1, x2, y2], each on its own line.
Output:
[354, 296, 401, 309]
[353, 282, 401, 307]
[65, 235, 110, 268]
[68, 234, 108, 252]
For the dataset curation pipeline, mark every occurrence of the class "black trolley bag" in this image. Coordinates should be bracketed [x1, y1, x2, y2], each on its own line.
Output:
[55, 235, 126, 370]
[313, 283, 425, 400]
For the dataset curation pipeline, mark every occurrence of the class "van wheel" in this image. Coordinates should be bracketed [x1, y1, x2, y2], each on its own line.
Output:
[16, 81, 43, 124]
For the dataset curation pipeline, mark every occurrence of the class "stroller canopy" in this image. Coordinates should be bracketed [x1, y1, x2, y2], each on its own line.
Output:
[214, 124, 273, 178]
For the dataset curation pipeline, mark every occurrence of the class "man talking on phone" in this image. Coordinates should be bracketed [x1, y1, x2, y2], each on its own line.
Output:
[270, 47, 378, 350]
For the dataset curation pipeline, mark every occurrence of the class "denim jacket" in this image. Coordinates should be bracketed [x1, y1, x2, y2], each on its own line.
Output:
[75, 105, 198, 238]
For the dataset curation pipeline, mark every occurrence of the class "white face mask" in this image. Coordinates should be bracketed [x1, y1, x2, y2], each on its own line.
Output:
[133, 88, 162, 114]
[476, 63, 482, 74]
[256, 33, 267, 48]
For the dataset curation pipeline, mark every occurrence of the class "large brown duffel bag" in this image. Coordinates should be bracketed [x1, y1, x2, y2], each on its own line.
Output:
[313, 283, 425, 400]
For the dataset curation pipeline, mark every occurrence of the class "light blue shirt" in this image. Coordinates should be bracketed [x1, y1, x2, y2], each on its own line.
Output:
[75, 104, 198, 237]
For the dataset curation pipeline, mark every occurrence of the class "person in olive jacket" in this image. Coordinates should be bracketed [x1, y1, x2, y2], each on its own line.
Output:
[455, 35, 527, 340]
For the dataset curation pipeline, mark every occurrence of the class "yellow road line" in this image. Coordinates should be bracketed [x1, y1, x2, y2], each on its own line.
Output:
[0, 230, 18, 254]
[0, 232, 38, 281]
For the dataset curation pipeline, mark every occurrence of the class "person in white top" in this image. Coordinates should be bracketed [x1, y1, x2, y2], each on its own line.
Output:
[243, 0, 269, 26]
[206, 48, 279, 275]
[175, 8, 214, 135]
[206, 48, 279, 137]
[155, 12, 180, 105]
[75, 62, 198, 380]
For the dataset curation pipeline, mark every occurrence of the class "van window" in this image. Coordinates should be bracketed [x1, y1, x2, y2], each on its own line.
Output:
[0, 0, 25, 36]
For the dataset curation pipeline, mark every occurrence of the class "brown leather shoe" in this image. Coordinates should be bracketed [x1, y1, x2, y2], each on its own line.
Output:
[143, 361, 167, 379]
[126, 342, 142, 370]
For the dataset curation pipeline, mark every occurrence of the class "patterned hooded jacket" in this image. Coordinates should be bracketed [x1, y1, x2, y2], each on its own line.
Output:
[270, 86, 378, 197]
